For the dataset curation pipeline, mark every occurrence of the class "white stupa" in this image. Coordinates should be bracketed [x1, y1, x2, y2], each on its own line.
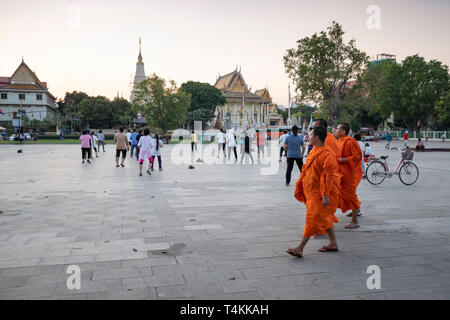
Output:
[130, 37, 146, 102]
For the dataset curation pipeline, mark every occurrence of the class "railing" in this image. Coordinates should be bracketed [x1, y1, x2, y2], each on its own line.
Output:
[388, 131, 449, 140]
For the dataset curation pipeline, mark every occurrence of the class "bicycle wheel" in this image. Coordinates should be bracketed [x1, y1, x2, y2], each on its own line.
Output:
[399, 161, 419, 185]
[365, 160, 387, 185]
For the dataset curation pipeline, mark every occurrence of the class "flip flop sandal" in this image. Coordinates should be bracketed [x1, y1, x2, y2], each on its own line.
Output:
[286, 249, 303, 258]
[318, 246, 339, 252]
[344, 223, 360, 229]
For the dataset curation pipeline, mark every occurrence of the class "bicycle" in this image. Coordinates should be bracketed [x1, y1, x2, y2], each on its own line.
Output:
[365, 148, 419, 185]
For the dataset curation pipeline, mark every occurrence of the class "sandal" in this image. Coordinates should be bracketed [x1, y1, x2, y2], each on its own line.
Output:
[286, 248, 303, 258]
[346, 212, 362, 217]
[344, 223, 360, 229]
[318, 246, 338, 252]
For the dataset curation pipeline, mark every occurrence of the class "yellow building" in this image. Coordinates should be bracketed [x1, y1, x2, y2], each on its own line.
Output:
[254, 88, 283, 127]
[214, 69, 281, 129]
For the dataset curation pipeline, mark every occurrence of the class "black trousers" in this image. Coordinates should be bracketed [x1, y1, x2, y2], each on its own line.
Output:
[81, 148, 90, 160]
[280, 146, 287, 158]
[286, 157, 303, 184]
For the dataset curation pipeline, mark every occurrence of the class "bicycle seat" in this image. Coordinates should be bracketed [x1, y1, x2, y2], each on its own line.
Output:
[380, 156, 389, 160]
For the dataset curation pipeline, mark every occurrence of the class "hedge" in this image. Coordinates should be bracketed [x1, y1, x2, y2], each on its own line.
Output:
[37, 134, 114, 140]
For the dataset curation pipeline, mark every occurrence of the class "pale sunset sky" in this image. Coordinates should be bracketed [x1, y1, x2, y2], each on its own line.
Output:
[1, 0, 449, 105]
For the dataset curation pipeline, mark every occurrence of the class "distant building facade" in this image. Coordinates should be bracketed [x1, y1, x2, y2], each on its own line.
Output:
[213, 69, 282, 129]
[0, 59, 58, 121]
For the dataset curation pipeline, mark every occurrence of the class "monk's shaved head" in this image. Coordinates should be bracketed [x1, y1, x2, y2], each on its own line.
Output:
[313, 119, 328, 129]
[312, 127, 327, 143]
[337, 123, 350, 135]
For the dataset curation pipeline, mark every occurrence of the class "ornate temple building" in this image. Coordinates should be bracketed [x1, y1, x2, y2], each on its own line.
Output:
[213, 69, 283, 129]
[0, 59, 58, 121]
[130, 38, 146, 102]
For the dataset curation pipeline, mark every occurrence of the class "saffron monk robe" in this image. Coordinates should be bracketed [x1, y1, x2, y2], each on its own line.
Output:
[287, 127, 340, 258]
[335, 123, 363, 229]
[311, 119, 341, 239]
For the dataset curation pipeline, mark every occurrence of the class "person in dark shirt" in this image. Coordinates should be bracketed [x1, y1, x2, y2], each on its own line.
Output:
[240, 131, 254, 165]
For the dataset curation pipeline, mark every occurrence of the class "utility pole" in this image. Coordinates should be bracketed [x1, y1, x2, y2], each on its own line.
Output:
[288, 83, 291, 126]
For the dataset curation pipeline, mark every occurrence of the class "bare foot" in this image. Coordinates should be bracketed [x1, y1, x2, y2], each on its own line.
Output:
[344, 222, 360, 229]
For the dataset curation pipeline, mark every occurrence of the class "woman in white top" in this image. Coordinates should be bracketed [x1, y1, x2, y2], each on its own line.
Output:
[151, 133, 164, 171]
[226, 129, 237, 161]
[137, 128, 154, 176]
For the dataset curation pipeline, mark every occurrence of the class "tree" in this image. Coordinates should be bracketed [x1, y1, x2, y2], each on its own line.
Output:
[111, 97, 135, 127]
[436, 91, 450, 129]
[77, 96, 113, 128]
[58, 91, 89, 118]
[283, 21, 368, 125]
[180, 81, 226, 129]
[376, 55, 449, 131]
[277, 104, 316, 128]
[134, 74, 191, 133]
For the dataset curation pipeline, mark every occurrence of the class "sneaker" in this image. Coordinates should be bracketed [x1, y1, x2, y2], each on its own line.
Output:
[139, 173, 142, 176]
[96, 155, 98, 158]
[82, 161, 85, 164]
[87, 160, 91, 164]
[116, 164, 120, 167]
[120, 164, 125, 167]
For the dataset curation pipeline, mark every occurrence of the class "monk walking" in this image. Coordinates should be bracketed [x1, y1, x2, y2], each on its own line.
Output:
[335, 123, 362, 228]
[287, 127, 340, 258]
[311, 119, 340, 238]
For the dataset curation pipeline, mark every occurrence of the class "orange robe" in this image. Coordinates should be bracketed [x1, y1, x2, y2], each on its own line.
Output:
[325, 132, 340, 162]
[294, 146, 340, 237]
[337, 136, 362, 213]
[325, 132, 341, 220]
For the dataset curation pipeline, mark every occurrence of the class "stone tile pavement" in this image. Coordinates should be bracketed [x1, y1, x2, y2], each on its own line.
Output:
[0, 139, 449, 299]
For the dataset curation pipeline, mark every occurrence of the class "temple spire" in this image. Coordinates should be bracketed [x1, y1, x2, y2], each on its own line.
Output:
[138, 37, 142, 62]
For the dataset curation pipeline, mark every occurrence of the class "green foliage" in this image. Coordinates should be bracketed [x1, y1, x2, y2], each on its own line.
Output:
[284, 21, 368, 125]
[77, 96, 113, 128]
[75, 96, 135, 128]
[375, 55, 449, 131]
[58, 91, 89, 118]
[180, 81, 225, 128]
[276, 104, 316, 127]
[111, 97, 135, 126]
[134, 74, 191, 133]
[436, 91, 450, 129]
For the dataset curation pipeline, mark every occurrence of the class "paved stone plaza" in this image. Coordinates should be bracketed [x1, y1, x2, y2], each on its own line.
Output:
[0, 140, 449, 300]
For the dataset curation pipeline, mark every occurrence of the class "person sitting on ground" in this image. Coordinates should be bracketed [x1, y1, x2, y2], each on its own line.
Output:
[364, 143, 372, 156]
[416, 138, 425, 152]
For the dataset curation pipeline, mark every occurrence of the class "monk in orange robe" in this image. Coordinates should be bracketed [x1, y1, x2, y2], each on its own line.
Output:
[335, 123, 362, 229]
[287, 127, 340, 258]
[311, 119, 340, 238]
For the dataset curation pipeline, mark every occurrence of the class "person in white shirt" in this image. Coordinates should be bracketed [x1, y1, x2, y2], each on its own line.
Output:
[279, 130, 288, 162]
[151, 133, 164, 171]
[354, 133, 366, 179]
[226, 129, 237, 161]
[216, 129, 227, 158]
[91, 132, 99, 158]
[126, 129, 132, 147]
[137, 128, 154, 176]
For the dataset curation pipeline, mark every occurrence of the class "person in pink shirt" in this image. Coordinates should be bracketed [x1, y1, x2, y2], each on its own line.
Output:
[80, 130, 92, 164]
